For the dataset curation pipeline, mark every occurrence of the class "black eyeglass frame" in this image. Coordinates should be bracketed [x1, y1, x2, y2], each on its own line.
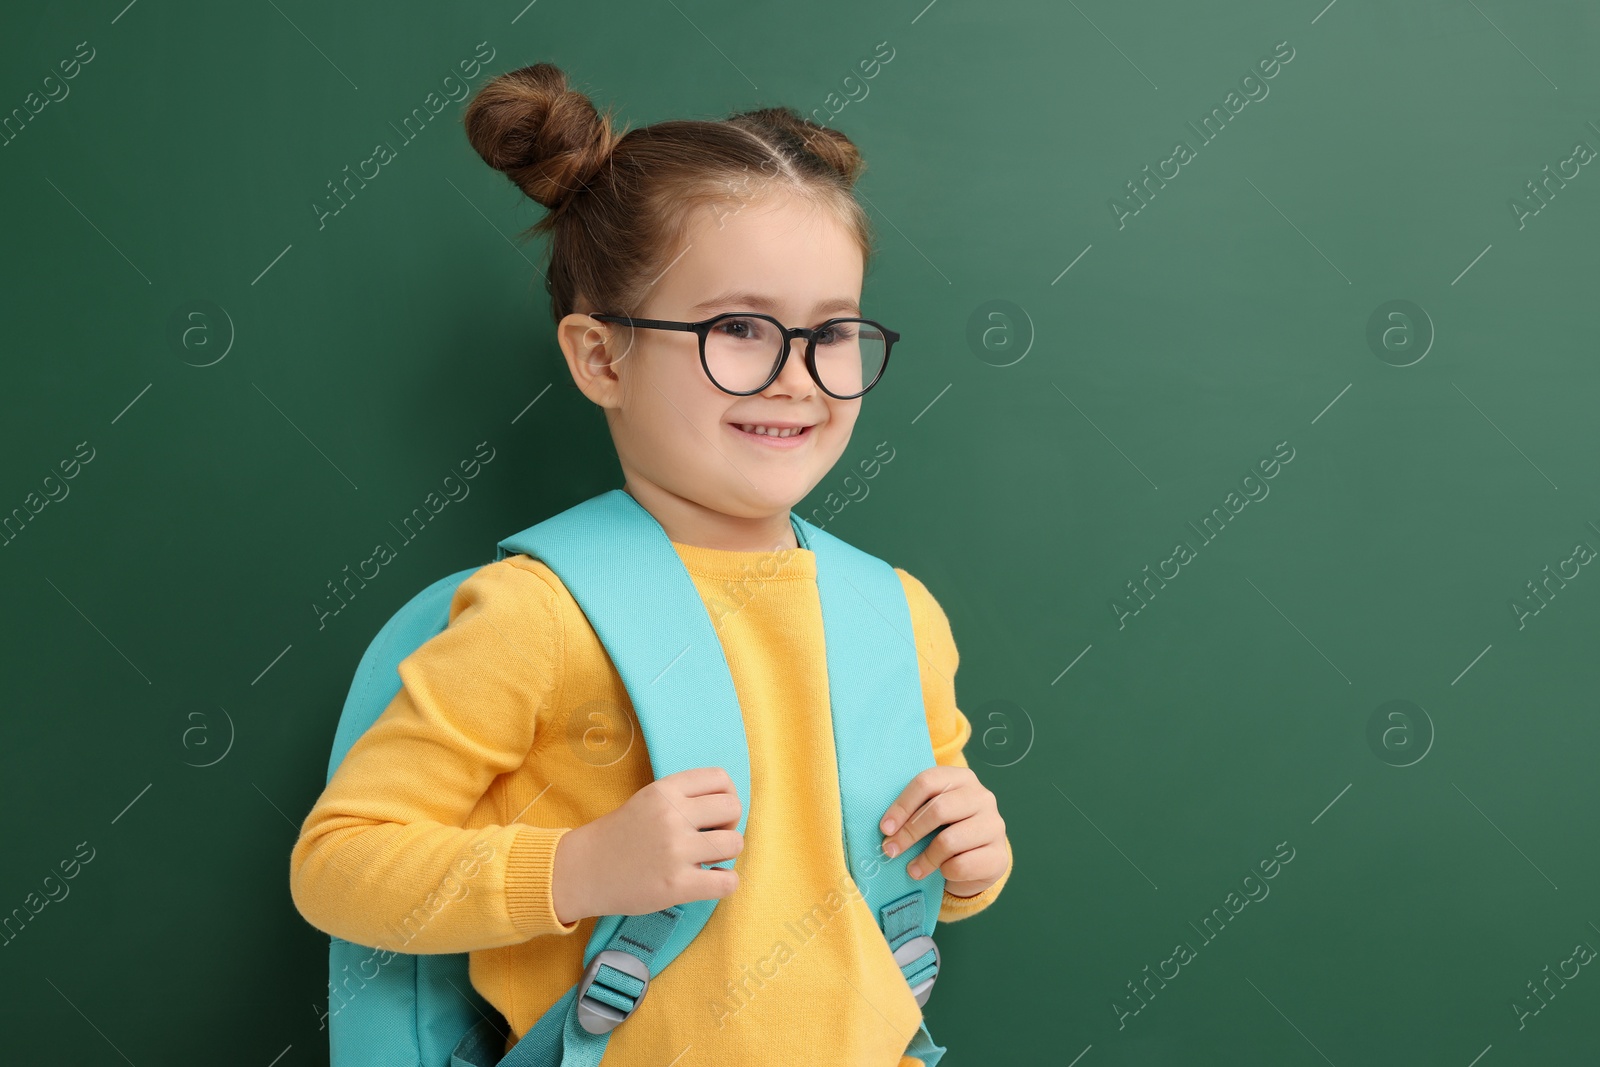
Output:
[590, 311, 901, 399]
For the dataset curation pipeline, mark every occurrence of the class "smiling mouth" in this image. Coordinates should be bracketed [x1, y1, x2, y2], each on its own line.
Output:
[728, 422, 814, 446]
[731, 423, 811, 438]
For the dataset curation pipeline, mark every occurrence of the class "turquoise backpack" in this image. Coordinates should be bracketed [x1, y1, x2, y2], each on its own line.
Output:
[319, 488, 948, 1066]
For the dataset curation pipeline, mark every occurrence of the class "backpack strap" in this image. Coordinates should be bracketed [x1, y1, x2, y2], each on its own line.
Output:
[452, 489, 947, 1067]
[469, 489, 755, 1067]
[795, 513, 947, 1067]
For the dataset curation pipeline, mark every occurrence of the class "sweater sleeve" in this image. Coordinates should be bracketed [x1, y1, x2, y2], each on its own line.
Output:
[289, 557, 584, 952]
[894, 569, 1014, 924]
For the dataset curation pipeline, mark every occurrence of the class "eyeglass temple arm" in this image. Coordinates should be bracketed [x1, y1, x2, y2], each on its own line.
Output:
[593, 315, 699, 333]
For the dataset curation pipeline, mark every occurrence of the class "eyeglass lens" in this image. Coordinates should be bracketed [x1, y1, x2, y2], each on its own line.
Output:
[704, 315, 886, 396]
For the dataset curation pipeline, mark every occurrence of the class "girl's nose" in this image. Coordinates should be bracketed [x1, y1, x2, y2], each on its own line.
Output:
[766, 337, 817, 397]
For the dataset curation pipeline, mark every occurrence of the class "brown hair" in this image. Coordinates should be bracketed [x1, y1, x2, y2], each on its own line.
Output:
[461, 62, 875, 326]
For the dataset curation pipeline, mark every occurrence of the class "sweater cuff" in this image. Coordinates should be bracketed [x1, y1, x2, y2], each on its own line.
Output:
[506, 825, 582, 938]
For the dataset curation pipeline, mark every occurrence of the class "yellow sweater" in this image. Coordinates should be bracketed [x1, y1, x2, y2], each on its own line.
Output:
[290, 537, 1012, 1066]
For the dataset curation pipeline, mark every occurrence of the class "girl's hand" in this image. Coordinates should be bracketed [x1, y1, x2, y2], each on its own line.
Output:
[552, 766, 744, 924]
[878, 766, 1007, 898]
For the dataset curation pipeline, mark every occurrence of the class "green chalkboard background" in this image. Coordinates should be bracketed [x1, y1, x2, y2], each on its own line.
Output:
[3, 0, 1598, 1063]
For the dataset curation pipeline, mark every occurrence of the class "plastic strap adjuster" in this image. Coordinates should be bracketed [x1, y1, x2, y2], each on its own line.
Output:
[576, 949, 651, 1034]
[892, 934, 940, 1006]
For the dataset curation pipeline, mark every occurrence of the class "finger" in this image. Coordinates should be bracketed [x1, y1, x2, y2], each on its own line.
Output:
[665, 765, 741, 799]
[879, 766, 968, 839]
[920, 839, 1006, 886]
[907, 817, 979, 878]
[690, 827, 745, 866]
[691, 865, 740, 901]
[682, 789, 743, 831]
[907, 812, 1000, 878]
[883, 780, 983, 860]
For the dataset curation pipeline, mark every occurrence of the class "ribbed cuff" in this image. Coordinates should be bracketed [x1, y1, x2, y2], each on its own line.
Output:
[506, 825, 582, 938]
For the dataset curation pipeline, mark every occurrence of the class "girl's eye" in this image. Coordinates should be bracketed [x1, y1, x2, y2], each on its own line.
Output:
[714, 316, 766, 341]
[815, 324, 857, 345]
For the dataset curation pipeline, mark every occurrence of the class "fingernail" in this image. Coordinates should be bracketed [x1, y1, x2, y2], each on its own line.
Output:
[881, 817, 896, 834]
[884, 842, 899, 859]
[908, 862, 921, 879]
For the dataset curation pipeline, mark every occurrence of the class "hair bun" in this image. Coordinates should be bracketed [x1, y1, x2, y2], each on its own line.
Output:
[462, 62, 620, 212]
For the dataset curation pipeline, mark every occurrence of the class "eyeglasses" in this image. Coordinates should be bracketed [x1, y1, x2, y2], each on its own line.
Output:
[590, 311, 900, 399]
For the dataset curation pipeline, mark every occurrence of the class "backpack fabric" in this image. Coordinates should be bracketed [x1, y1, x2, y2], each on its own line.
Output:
[321, 488, 947, 1066]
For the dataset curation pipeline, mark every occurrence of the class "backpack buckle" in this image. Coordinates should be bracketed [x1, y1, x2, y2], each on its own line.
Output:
[892, 934, 940, 1006]
[576, 949, 652, 1034]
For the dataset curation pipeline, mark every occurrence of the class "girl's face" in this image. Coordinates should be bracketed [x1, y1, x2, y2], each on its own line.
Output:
[559, 190, 866, 551]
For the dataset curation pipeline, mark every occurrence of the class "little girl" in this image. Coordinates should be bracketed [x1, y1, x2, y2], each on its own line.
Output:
[290, 62, 1012, 1066]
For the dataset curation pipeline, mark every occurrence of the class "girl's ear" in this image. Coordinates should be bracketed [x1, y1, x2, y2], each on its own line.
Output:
[557, 312, 629, 411]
